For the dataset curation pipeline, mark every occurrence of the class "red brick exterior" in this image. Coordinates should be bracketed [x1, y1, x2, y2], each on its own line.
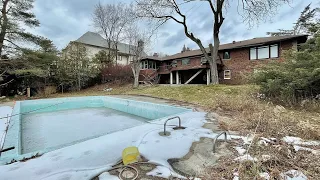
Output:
[140, 39, 298, 84]
[219, 40, 295, 84]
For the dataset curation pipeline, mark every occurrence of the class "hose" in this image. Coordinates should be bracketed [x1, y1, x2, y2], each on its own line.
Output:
[97, 161, 174, 180]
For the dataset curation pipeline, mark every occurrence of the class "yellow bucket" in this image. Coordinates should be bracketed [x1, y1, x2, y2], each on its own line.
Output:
[122, 146, 140, 165]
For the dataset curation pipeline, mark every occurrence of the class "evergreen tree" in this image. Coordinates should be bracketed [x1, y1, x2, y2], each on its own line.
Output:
[0, 0, 40, 56]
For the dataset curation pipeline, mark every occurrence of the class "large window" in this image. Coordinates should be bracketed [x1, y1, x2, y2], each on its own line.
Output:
[250, 44, 279, 60]
[140, 60, 157, 70]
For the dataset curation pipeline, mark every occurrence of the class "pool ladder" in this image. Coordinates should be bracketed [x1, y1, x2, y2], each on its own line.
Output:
[163, 116, 185, 135]
[212, 131, 228, 153]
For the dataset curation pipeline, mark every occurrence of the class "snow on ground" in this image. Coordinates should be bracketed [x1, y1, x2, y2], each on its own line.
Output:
[0, 111, 211, 180]
[281, 170, 307, 180]
[146, 166, 184, 179]
[234, 146, 246, 155]
[21, 108, 146, 153]
[234, 154, 257, 162]
[283, 136, 320, 146]
[98, 172, 118, 180]
[0, 106, 12, 149]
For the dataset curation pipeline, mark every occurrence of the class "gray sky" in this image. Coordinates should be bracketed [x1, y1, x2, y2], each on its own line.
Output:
[28, 0, 319, 55]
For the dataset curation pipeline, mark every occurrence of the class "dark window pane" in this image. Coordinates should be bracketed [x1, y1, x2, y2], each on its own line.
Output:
[223, 52, 230, 59]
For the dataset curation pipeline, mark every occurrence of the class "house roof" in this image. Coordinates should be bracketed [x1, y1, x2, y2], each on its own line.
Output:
[75, 31, 144, 55]
[146, 34, 308, 61]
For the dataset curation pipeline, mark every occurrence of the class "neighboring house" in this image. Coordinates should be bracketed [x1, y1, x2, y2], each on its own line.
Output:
[140, 35, 308, 85]
[67, 31, 137, 65]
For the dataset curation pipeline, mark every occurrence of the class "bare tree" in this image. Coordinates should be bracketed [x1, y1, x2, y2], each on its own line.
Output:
[92, 2, 135, 65]
[126, 24, 153, 88]
[136, 0, 289, 84]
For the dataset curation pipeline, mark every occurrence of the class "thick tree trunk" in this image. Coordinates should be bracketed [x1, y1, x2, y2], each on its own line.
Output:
[133, 74, 139, 88]
[0, 0, 10, 57]
[210, 34, 220, 84]
[131, 62, 140, 88]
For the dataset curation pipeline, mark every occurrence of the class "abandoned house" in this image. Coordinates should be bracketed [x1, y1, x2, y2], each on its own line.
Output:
[139, 35, 308, 85]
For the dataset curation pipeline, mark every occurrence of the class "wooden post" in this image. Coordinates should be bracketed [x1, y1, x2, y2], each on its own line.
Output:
[176, 71, 179, 85]
[170, 72, 173, 85]
[27, 88, 30, 98]
[207, 69, 211, 85]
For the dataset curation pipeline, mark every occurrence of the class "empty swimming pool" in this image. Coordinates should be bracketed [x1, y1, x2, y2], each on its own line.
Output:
[21, 108, 147, 154]
[0, 96, 190, 162]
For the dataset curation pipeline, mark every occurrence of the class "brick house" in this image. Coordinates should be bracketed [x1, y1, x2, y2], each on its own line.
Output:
[139, 35, 308, 85]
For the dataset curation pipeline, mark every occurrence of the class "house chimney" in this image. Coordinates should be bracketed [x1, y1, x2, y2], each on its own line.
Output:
[232, 41, 236, 44]
[181, 44, 187, 53]
[153, 53, 159, 57]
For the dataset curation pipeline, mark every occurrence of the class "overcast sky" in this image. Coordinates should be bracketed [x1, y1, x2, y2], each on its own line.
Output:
[29, 0, 319, 55]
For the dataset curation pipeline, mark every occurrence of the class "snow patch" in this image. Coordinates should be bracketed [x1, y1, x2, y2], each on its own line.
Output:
[234, 154, 257, 162]
[293, 145, 319, 155]
[281, 170, 307, 180]
[260, 172, 270, 180]
[283, 136, 320, 146]
[234, 146, 246, 155]
[146, 166, 184, 179]
[229, 134, 254, 145]
[98, 172, 118, 180]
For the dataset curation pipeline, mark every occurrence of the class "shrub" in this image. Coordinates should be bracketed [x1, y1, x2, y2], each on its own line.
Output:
[101, 65, 133, 84]
[252, 33, 320, 105]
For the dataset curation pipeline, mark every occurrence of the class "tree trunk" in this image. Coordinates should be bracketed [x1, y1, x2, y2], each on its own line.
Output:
[0, 0, 9, 57]
[133, 74, 139, 88]
[78, 73, 81, 91]
[210, 34, 219, 84]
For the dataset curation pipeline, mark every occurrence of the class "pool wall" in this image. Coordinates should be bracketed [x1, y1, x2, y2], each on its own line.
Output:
[0, 96, 190, 163]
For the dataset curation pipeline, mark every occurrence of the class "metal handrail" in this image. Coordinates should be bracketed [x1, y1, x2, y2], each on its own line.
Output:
[163, 116, 181, 135]
[212, 131, 227, 153]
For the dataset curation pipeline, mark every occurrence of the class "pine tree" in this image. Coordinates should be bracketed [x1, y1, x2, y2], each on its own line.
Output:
[0, 0, 40, 57]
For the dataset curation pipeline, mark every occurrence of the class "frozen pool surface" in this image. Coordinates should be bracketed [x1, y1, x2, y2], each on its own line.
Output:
[21, 108, 147, 154]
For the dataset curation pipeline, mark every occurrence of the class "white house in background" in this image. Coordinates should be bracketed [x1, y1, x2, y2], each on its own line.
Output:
[68, 31, 136, 65]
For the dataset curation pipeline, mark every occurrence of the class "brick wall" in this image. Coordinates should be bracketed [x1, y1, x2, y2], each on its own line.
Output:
[219, 40, 295, 84]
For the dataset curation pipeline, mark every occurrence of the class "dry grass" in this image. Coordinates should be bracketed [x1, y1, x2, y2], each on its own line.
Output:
[127, 85, 320, 140]
[204, 138, 320, 179]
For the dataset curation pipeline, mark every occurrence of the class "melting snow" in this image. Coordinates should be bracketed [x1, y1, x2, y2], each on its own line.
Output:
[234, 146, 246, 155]
[0, 111, 211, 180]
[283, 136, 320, 146]
[98, 172, 118, 180]
[234, 154, 257, 162]
[260, 172, 270, 180]
[281, 170, 307, 180]
[146, 166, 184, 179]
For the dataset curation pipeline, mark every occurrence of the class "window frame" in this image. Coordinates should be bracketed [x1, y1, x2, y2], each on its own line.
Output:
[224, 70, 231, 80]
[181, 58, 191, 65]
[249, 44, 279, 60]
[223, 51, 231, 60]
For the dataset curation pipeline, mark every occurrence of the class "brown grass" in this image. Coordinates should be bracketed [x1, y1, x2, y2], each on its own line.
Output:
[126, 85, 320, 140]
[204, 138, 320, 179]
